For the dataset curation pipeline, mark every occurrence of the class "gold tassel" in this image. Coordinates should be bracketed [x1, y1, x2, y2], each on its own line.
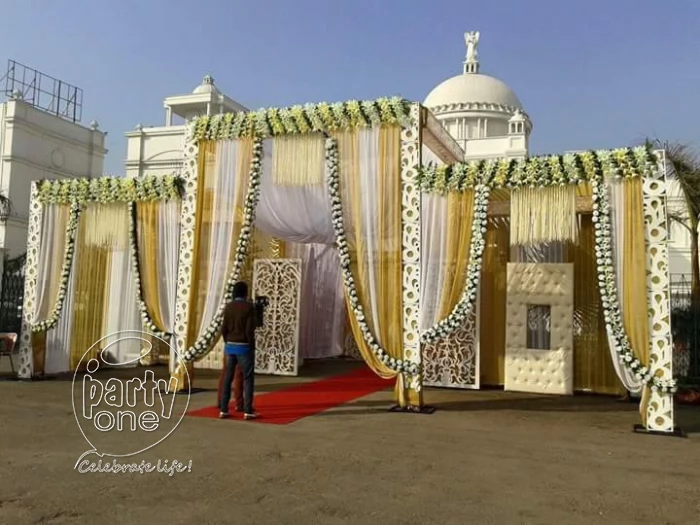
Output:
[510, 186, 577, 246]
[272, 135, 325, 186]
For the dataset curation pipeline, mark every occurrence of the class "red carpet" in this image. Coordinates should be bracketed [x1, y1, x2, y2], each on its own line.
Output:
[187, 367, 393, 425]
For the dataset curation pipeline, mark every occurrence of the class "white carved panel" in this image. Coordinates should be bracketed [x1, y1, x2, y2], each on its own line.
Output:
[18, 182, 43, 378]
[642, 157, 675, 432]
[505, 263, 574, 395]
[173, 131, 199, 373]
[422, 290, 480, 389]
[253, 258, 302, 376]
[400, 103, 422, 392]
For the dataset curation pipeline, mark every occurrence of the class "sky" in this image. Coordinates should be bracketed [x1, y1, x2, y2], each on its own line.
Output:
[0, 0, 698, 175]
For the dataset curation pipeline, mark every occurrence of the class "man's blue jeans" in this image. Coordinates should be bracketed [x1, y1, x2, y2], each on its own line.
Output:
[220, 351, 255, 414]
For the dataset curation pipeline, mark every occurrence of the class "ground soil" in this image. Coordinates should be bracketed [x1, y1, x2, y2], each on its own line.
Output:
[1, 359, 699, 525]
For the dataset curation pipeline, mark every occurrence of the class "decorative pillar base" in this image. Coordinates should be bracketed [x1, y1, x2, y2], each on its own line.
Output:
[388, 404, 436, 414]
[632, 424, 686, 438]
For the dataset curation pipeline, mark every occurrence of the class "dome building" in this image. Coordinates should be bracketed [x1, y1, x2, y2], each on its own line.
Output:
[424, 31, 532, 161]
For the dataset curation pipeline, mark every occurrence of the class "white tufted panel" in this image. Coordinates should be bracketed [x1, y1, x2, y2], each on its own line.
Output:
[504, 263, 574, 395]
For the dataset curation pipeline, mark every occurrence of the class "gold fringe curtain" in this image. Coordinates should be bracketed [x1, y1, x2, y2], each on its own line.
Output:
[272, 135, 326, 186]
[511, 186, 577, 246]
[333, 127, 405, 402]
[83, 204, 129, 250]
[187, 139, 253, 348]
[573, 214, 623, 394]
[437, 190, 475, 319]
[69, 205, 120, 370]
[479, 216, 509, 386]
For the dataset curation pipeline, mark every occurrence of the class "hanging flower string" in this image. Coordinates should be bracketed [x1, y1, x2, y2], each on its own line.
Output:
[590, 170, 677, 394]
[127, 202, 169, 339]
[420, 184, 490, 344]
[192, 97, 410, 141]
[183, 138, 264, 362]
[325, 137, 419, 376]
[31, 202, 82, 333]
[37, 175, 183, 204]
[417, 146, 659, 194]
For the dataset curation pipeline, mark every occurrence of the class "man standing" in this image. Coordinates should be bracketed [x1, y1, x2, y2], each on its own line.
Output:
[219, 281, 257, 420]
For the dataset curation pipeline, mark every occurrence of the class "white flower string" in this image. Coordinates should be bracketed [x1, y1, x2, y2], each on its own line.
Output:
[325, 137, 419, 376]
[31, 202, 82, 333]
[420, 184, 490, 344]
[127, 202, 169, 339]
[191, 97, 411, 142]
[183, 138, 264, 362]
[590, 170, 677, 394]
[37, 175, 183, 205]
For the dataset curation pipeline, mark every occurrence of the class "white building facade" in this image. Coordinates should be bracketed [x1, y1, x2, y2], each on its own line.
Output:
[124, 75, 247, 178]
[0, 92, 106, 258]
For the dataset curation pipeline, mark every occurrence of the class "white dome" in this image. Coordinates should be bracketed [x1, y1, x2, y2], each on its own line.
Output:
[424, 73, 522, 109]
[193, 74, 219, 94]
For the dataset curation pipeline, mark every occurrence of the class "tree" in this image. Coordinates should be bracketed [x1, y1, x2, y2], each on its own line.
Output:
[645, 139, 700, 311]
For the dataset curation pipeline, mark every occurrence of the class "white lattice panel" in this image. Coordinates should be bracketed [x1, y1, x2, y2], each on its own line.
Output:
[18, 183, 43, 378]
[173, 130, 199, 372]
[642, 156, 675, 432]
[422, 290, 480, 389]
[253, 258, 302, 376]
[504, 263, 574, 395]
[400, 103, 422, 393]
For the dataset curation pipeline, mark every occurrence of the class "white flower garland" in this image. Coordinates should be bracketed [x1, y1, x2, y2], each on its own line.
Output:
[183, 138, 264, 361]
[127, 202, 169, 339]
[420, 184, 491, 344]
[31, 202, 82, 333]
[591, 172, 677, 394]
[325, 137, 419, 376]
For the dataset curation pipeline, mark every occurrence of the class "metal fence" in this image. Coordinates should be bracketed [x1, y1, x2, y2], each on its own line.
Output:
[670, 273, 700, 383]
[0, 253, 25, 336]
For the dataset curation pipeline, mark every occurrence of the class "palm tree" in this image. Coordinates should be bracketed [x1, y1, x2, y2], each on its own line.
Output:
[646, 139, 700, 310]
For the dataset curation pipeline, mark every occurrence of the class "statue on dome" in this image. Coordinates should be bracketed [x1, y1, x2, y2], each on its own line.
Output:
[464, 31, 480, 63]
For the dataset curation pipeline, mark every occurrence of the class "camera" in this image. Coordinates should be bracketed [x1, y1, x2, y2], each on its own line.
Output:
[254, 296, 269, 327]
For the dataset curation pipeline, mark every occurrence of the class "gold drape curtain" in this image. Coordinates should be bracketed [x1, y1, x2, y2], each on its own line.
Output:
[135, 201, 177, 362]
[333, 127, 406, 402]
[437, 190, 475, 319]
[573, 214, 623, 394]
[479, 216, 509, 386]
[621, 178, 650, 367]
[68, 204, 126, 370]
[187, 139, 252, 349]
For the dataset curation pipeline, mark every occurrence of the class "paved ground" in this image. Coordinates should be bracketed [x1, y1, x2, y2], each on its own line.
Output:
[1, 359, 699, 525]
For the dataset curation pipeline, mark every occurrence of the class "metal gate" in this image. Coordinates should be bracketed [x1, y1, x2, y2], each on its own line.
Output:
[0, 253, 26, 335]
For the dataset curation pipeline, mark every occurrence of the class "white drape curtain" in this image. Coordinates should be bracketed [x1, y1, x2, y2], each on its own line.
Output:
[255, 138, 335, 244]
[159, 201, 181, 371]
[103, 249, 141, 366]
[196, 140, 244, 340]
[287, 242, 345, 359]
[419, 193, 449, 331]
[607, 181, 644, 393]
[35, 204, 67, 323]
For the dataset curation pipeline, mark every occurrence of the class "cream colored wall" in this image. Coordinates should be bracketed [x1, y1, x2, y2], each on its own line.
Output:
[124, 125, 186, 178]
[0, 99, 106, 257]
